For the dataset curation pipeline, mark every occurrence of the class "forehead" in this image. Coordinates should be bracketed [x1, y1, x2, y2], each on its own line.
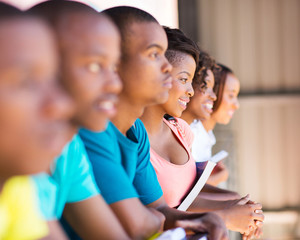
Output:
[0, 18, 56, 68]
[172, 52, 196, 72]
[125, 21, 167, 52]
[59, 13, 120, 53]
[225, 73, 240, 91]
[205, 69, 215, 84]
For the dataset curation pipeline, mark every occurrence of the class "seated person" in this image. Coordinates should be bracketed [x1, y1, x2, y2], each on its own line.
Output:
[29, 1, 129, 239]
[0, 3, 74, 239]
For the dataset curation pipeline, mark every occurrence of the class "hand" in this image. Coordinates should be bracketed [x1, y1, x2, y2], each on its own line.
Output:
[207, 162, 229, 186]
[175, 212, 228, 240]
[221, 195, 264, 233]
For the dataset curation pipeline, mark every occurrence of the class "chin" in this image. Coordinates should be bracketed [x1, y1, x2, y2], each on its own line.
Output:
[87, 119, 108, 132]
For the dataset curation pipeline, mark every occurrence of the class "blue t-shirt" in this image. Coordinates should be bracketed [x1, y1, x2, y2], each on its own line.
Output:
[33, 134, 100, 220]
[79, 119, 163, 205]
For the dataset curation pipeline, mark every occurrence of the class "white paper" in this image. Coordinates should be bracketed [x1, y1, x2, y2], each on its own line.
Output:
[177, 150, 228, 211]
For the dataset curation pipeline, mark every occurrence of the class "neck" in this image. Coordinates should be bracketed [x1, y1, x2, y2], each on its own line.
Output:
[140, 105, 166, 136]
[202, 117, 217, 132]
[111, 94, 146, 135]
[181, 110, 195, 125]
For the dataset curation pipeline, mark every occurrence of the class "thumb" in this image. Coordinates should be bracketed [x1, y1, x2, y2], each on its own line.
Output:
[237, 194, 250, 205]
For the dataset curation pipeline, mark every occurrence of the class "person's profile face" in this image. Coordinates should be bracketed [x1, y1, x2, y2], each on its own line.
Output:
[59, 13, 122, 131]
[212, 73, 240, 124]
[187, 69, 216, 121]
[162, 53, 196, 117]
[0, 18, 74, 177]
[117, 21, 173, 106]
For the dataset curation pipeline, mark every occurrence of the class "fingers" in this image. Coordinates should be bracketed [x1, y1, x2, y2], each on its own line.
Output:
[252, 209, 265, 222]
[237, 194, 250, 205]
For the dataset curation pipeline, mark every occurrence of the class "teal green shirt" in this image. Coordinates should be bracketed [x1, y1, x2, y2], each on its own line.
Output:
[33, 134, 100, 220]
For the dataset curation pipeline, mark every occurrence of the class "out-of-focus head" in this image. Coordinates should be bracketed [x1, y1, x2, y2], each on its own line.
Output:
[103, 6, 173, 106]
[161, 27, 199, 117]
[0, 3, 74, 178]
[30, 0, 122, 131]
[184, 50, 217, 121]
[211, 64, 240, 124]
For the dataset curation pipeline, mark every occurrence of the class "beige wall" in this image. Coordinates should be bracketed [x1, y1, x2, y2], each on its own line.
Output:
[197, 0, 300, 93]
[3, 0, 178, 28]
[197, 0, 300, 209]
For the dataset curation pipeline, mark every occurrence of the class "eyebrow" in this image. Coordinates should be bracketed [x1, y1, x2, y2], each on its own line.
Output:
[177, 71, 192, 77]
[146, 43, 164, 51]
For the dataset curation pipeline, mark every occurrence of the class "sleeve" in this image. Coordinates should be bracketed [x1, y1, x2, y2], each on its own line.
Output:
[3, 176, 49, 240]
[132, 119, 163, 205]
[79, 126, 139, 204]
[176, 117, 194, 149]
[66, 135, 100, 203]
[31, 173, 57, 220]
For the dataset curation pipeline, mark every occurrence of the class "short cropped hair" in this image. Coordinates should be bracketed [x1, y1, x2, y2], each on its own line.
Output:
[28, 0, 97, 26]
[0, 2, 21, 18]
[163, 26, 200, 85]
[103, 6, 158, 56]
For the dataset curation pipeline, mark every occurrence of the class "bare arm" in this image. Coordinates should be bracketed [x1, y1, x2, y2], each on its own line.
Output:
[147, 197, 228, 240]
[109, 198, 165, 240]
[63, 195, 130, 240]
[206, 163, 229, 186]
[200, 184, 240, 200]
[40, 221, 68, 240]
[188, 195, 264, 234]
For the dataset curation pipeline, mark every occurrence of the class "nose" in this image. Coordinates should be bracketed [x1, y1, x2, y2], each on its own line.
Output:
[187, 82, 194, 98]
[233, 98, 240, 110]
[42, 81, 75, 121]
[161, 55, 172, 74]
[102, 67, 123, 95]
[209, 88, 217, 101]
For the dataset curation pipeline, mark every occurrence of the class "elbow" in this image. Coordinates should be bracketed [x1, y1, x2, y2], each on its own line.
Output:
[126, 214, 164, 240]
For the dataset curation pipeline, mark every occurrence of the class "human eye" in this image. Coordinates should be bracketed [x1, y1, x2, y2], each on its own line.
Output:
[179, 77, 188, 84]
[87, 62, 102, 73]
[148, 50, 159, 59]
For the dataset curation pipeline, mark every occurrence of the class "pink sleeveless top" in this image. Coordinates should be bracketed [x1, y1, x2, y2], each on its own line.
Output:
[150, 117, 197, 208]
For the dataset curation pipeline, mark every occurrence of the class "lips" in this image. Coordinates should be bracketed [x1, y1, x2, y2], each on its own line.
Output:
[228, 110, 235, 118]
[163, 75, 173, 89]
[178, 98, 190, 110]
[202, 101, 214, 113]
[94, 94, 118, 116]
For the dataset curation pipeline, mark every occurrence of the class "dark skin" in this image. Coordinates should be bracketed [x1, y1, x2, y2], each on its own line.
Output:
[141, 53, 263, 237]
[0, 17, 74, 240]
[53, 11, 130, 240]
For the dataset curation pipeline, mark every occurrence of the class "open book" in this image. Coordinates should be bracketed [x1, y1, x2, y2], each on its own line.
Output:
[177, 150, 228, 211]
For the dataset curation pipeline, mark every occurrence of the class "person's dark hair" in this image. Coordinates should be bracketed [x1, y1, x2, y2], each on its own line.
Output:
[212, 63, 234, 112]
[103, 6, 158, 57]
[194, 49, 218, 92]
[0, 2, 21, 18]
[164, 27, 200, 85]
[28, 0, 97, 26]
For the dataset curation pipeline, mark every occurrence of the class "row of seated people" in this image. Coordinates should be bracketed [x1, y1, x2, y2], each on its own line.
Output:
[0, 1, 264, 239]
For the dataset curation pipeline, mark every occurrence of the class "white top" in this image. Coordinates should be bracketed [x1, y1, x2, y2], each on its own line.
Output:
[190, 120, 216, 162]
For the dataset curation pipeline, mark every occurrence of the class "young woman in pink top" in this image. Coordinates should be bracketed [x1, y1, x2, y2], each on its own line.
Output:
[141, 27, 264, 238]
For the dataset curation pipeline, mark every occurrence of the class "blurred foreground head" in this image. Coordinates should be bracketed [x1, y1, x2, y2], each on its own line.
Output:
[30, 0, 122, 131]
[0, 2, 74, 178]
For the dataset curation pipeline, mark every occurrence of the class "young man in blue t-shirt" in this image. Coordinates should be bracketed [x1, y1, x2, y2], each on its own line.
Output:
[30, 2, 130, 239]
[79, 6, 228, 240]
